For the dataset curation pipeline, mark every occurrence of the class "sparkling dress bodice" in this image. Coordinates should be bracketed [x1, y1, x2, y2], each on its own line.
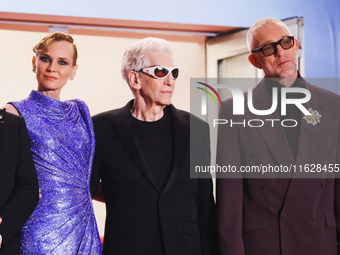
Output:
[11, 91, 102, 254]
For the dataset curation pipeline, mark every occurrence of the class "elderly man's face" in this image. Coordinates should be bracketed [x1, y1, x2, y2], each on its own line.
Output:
[138, 50, 176, 107]
[249, 22, 299, 79]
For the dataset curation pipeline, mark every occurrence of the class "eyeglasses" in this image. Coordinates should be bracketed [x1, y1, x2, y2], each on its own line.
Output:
[251, 36, 295, 57]
[137, 66, 179, 79]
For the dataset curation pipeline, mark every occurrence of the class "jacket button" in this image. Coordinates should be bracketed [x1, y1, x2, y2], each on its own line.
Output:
[280, 213, 287, 221]
[311, 213, 317, 220]
[159, 199, 165, 204]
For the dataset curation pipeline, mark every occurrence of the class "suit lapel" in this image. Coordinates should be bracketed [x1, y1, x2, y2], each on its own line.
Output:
[0, 109, 5, 150]
[279, 80, 324, 212]
[252, 81, 295, 169]
[161, 105, 189, 196]
[113, 100, 159, 193]
[295, 82, 323, 164]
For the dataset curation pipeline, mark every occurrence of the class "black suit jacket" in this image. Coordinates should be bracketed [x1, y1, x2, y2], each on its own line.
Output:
[216, 78, 340, 255]
[93, 100, 217, 255]
[0, 109, 39, 255]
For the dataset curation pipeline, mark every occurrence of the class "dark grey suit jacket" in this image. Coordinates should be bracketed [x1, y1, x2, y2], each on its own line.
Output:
[217, 78, 340, 255]
[0, 109, 39, 255]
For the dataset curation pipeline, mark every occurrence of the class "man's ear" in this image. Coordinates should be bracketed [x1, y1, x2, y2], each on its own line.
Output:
[294, 38, 299, 50]
[248, 54, 262, 69]
[32, 56, 36, 72]
[128, 71, 141, 90]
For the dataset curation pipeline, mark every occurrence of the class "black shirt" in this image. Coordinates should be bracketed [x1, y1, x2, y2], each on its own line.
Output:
[131, 106, 174, 190]
[265, 74, 305, 160]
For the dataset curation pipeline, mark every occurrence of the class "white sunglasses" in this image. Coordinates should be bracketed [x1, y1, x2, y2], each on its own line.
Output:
[137, 66, 179, 79]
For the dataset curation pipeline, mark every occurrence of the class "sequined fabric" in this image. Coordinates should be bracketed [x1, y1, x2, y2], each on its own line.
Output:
[11, 91, 102, 255]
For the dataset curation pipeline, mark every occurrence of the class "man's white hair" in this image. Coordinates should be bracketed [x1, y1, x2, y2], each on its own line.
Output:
[121, 37, 173, 84]
[246, 17, 292, 52]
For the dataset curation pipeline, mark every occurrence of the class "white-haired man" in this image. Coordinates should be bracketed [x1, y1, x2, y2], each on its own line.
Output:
[93, 37, 217, 255]
[216, 17, 340, 255]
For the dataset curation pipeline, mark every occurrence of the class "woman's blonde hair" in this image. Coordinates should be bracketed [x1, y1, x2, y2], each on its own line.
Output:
[33, 31, 78, 66]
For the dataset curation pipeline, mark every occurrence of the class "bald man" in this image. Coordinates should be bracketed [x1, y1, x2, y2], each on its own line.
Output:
[216, 17, 340, 255]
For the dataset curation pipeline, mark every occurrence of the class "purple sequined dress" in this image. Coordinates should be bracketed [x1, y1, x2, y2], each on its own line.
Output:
[11, 91, 102, 255]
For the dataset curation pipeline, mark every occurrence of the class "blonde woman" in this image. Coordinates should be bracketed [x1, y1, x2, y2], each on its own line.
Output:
[6, 32, 101, 254]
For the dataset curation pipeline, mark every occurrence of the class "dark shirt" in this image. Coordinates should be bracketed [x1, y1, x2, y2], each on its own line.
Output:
[131, 106, 174, 190]
[265, 73, 305, 160]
